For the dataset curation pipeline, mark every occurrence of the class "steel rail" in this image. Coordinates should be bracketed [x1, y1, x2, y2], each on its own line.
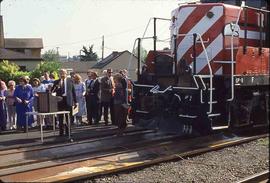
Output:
[236, 170, 269, 183]
[0, 133, 182, 177]
[0, 133, 267, 183]
[0, 126, 147, 153]
[0, 130, 158, 170]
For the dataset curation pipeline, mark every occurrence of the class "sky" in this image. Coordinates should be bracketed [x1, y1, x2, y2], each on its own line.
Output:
[1, 0, 180, 57]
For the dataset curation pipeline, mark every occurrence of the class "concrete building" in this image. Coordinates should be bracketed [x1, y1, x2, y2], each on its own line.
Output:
[0, 15, 43, 71]
[91, 50, 138, 81]
[60, 61, 97, 80]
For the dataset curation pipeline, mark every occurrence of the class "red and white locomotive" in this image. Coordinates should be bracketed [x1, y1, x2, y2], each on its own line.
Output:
[130, 0, 269, 135]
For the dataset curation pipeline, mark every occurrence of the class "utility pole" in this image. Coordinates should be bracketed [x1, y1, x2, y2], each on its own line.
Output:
[56, 47, 60, 61]
[56, 47, 59, 55]
[101, 35, 104, 60]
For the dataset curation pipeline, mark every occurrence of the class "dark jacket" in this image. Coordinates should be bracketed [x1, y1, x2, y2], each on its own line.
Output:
[86, 79, 100, 100]
[100, 76, 113, 102]
[52, 77, 76, 106]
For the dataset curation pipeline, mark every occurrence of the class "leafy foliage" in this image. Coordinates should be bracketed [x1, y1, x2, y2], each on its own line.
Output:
[133, 46, 148, 63]
[0, 60, 29, 83]
[30, 61, 60, 80]
[80, 45, 98, 61]
[0, 59, 60, 83]
[42, 49, 59, 62]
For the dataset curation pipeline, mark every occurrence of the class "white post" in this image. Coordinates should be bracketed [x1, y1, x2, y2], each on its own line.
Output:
[41, 115, 44, 143]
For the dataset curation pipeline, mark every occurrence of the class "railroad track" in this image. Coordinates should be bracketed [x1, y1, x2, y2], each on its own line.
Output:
[236, 170, 269, 183]
[0, 130, 267, 182]
[0, 130, 176, 171]
[0, 124, 146, 151]
[0, 127, 152, 157]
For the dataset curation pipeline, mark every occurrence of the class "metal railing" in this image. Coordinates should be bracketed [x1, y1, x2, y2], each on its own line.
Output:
[228, 2, 270, 102]
[227, 1, 244, 101]
[176, 33, 213, 114]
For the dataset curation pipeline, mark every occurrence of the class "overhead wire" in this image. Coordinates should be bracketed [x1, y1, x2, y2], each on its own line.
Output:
[44, 25, 145, 48]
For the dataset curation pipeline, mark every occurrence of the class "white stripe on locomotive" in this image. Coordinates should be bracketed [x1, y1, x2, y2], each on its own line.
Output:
[177, 6, 224, 61]
[194, 33, 223, 74]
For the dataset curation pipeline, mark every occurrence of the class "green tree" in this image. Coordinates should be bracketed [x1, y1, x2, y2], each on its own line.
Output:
[42, 49, 59, 62]
[30, 61, 60, 80]
[133, 46, 148, 63]
[80, 45, 98, 61]
[0, 60, 29, 83]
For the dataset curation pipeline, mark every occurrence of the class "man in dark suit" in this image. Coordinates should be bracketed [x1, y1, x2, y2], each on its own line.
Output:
[52, 69, 77, 136]
[85, 70, 92, 124]
[85, 71, 100, 125]
[100, 69, 114, 125]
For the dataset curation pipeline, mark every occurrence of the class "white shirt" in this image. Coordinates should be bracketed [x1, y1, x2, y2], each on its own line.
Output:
[61, 78, 67, 96]
[33, 84, 46, 95]
[85, 79, 92, 88]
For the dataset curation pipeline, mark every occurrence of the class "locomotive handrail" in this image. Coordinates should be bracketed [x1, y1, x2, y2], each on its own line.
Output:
[176, 33, 213, 114]
[174, 94, 181, 103]
[159, 86, 173, 94]
[172, 86, 200, 90]
[150, 85, 172, 94]
[142, 18, 154, 38]
[227, 2, 269, 101]
[128, 38, 138, 78]
[193, 75, 207, 90]
[193, 76, 203, 104]
[132, 83, 155, 88]
[196, 37, 210, 44]
[196, 34, 213, 114]
[142, 17, 171, 39]
[228, 1, 244, 102]
[193, 75, 207, 104]
[128, 16, 180, 85]
[150, 85, 160, 93]
[243, 5, 270, 13]
[193, 75, 200, 89]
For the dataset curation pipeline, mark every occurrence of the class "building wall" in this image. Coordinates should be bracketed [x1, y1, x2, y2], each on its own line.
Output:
[60, 61, 96, 80]
[0, 16, 4, 48]
[96, 52, 138, 81]
[9, 60, 42, 71]
[30, 49, 41, 57]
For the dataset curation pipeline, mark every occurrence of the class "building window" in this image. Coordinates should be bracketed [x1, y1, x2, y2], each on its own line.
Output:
[24, 49, 32, 56]
[12, 49, 25, 54]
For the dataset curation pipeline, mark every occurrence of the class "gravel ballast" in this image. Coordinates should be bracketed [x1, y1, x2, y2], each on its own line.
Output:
[84, 137, 269, 183]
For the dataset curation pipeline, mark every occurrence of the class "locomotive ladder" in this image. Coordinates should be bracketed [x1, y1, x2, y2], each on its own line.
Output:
[176, 33, 215, 115]
[176, 33, 228, 130]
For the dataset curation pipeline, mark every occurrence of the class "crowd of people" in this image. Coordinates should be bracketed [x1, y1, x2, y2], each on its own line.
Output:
[0, 68, 131, 136]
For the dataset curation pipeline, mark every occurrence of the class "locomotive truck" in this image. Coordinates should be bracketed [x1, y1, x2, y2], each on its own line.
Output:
[130, 0, 269, 135]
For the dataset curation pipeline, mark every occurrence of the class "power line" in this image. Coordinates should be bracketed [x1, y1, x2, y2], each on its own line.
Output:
[44, 36, 101, 48]
[44, 25, 145, 48]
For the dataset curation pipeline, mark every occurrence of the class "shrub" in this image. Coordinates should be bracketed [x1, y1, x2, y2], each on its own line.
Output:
[0, 60, 29, 83]
[30, 61, 60, 80]
[0, 60, 60, 84]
